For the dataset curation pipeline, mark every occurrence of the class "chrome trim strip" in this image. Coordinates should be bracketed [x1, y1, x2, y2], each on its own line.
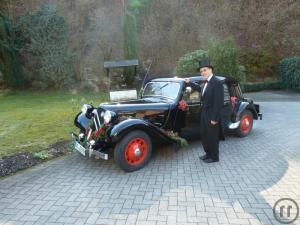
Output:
[87, 129, 92, 140]
[94, 118, 98, 130]
[96, 111, 101, 126]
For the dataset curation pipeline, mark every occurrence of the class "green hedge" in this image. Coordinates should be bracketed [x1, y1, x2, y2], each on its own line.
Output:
[240, 81, 282, 92]
[280, 56, 300, 90]
[16, 5, 76, 89]
[0, 12, 25, 87]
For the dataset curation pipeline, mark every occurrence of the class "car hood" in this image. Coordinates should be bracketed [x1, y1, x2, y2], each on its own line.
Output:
[99, 98, 172, 114]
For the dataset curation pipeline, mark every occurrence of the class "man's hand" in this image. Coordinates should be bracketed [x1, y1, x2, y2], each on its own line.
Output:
[211, 120, 218, 125]
[184, 78, 190, 84]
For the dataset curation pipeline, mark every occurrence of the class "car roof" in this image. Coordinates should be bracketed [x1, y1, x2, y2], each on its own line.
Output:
[149, 74, 238, 85]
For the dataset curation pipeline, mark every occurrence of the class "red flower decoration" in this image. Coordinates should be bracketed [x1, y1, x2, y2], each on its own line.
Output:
[178, 99, 187, 111]
[90, 127, 106, 140]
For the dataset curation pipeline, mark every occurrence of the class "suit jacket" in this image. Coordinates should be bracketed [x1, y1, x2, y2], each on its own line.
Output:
[189, 75, 225, 140]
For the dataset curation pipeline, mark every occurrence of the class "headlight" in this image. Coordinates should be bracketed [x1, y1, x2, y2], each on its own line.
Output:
[81, 104, 90, 114]
[103, 110, 112, 124]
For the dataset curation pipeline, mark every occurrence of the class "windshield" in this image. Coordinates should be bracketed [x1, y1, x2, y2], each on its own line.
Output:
[142, 81, 181, 100]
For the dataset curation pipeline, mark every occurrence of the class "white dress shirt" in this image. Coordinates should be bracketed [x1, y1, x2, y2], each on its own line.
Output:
[202, 74, 213, 95]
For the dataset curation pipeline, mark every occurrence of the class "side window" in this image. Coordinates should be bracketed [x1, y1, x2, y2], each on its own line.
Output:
[183, 88, 200, 104]
[224, 84, 230, 101]
[189, 90, 200, 103]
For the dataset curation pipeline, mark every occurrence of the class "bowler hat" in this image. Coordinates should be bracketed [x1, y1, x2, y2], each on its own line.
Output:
[197, 59, 214, 71]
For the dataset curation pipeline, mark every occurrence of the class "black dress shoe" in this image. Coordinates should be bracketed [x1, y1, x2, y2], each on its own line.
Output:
[203, 158, 219, 163]
[199, 154, 209, 160]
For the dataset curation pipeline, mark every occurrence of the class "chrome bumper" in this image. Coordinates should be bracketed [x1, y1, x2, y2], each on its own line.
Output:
[71, 133, 108, 160]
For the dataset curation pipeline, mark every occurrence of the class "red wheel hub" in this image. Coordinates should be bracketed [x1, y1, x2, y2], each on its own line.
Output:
[241, 114, 252, 134]
[125, 138, 148, 166]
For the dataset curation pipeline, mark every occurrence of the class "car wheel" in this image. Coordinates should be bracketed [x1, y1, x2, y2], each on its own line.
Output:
[236, 110, 253, 137]
[114, 130, 152, 172]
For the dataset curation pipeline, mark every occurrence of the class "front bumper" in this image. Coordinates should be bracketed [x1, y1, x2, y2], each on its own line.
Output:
[71, 133, 108, 160]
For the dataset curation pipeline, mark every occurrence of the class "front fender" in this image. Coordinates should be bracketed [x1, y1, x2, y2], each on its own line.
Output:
[232, 101, 258, 122]
[108, 119, 176, 144]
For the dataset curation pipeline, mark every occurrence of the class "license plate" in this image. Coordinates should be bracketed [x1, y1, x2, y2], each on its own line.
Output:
[75, 141, 86, 156]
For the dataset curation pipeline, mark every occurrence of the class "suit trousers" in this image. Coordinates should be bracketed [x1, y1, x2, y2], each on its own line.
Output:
[200, 112, 220, 160]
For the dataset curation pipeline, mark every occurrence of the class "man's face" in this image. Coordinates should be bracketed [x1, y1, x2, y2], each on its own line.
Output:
[200, 67, 212, 79]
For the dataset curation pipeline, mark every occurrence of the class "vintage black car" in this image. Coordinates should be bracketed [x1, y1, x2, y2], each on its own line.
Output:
[72, 75, 262, 172]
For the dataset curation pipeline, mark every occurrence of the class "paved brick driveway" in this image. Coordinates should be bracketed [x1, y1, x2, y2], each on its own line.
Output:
[1, 91, 300, 225]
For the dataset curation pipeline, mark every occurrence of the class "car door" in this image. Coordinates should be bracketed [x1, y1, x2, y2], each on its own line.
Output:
[222, 83, 232, 128]
[180, 83, 202, 138]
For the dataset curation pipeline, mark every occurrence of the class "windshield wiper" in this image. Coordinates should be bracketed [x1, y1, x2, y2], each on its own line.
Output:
[158, 83, 171, 90]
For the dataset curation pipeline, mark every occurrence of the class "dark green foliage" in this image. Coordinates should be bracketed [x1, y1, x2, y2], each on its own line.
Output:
[128, 0, 151, 32]
[175, 49, 208, 74]
[122, 0, 151, 87]
[0, 12, 25, 87]
[241, 48, 280, 81]
[280, 56, 300, 90]
[123, 12, 138, 86]
[208, 38, 246, 82]
[240, 81, 282, 92]
[129, 0, 143, 12]
[17, 5, 76, 89]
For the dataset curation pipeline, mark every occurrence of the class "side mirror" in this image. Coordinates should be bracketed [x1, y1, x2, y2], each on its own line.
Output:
[185, 86, 192, 94]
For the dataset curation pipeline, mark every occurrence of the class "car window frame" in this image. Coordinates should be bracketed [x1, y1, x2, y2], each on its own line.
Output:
[142, 81, 181, 101]
[223, 83, 230, 102]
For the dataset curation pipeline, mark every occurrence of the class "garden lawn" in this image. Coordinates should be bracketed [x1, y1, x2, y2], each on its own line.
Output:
[0, 91, 107, 157]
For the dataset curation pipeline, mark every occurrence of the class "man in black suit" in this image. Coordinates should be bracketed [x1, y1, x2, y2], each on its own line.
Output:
[185, 59, 224, 163]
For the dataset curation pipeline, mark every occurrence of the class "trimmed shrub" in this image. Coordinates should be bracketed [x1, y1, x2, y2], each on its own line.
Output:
[280, 56, 300, 90]
[175, 49, 208, 74]
[208, 38, 246, 82]
[175, 39, 245, 82]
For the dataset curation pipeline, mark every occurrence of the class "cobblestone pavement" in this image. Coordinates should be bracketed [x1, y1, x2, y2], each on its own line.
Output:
[1, 91, 300, 225]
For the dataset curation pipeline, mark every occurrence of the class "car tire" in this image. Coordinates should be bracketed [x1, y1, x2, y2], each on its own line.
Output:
[114, 130, 152, 172]
[235, 109, 253, 137]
